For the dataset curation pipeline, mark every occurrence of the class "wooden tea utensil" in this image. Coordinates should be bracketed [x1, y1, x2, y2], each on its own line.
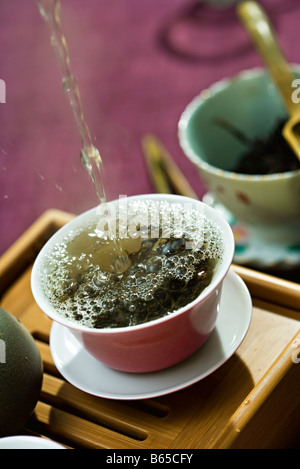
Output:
[142, 135, 173, 194]
[237, 0, 300, 161]
[141, 135, 198, 198]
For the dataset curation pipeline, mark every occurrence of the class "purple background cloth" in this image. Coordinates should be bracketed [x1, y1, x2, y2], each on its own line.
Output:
[1, 0, 300, 257]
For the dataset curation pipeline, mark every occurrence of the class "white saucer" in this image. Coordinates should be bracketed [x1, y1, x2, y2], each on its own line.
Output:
[203, 192, 300, 270]
[50, 270, 252, 400]
[0, 436, 65, 449]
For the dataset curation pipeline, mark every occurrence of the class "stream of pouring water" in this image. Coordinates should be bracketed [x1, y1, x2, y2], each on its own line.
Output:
[36, 0, 106, 204]
[36, 0, 130, 272]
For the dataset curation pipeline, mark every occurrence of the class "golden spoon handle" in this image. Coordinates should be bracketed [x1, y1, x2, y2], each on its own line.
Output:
[237, 1, 298, 115]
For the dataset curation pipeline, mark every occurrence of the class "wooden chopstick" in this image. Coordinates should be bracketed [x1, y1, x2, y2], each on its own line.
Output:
[141, 134, 198, 199]
[142, 135, 173, 194]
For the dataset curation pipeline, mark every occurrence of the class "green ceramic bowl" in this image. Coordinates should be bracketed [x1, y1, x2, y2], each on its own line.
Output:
[178, 67, 300, 244]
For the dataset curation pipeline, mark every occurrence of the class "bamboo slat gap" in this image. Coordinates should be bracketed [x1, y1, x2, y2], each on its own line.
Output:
[232, 264, 300, 311]
[126, 400, 169, 418]
[39, 374, 155, 442]
[28, 401, 147, 449]
[209, 329, 300, 449]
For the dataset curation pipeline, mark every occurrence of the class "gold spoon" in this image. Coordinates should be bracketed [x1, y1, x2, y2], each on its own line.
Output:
[237, 0, 300, 161]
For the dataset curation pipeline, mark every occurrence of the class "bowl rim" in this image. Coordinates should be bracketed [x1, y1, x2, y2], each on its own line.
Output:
[178, 66, 300, 181]
[31, 194, 234, 335]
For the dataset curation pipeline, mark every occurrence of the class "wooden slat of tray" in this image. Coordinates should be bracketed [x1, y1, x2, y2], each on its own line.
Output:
[1, 209, 300, 449]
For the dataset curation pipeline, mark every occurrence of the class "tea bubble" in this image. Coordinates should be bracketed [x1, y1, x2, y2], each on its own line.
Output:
[41, 199, 223, 328]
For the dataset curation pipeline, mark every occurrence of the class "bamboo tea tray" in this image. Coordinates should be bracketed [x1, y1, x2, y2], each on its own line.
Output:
[1, 209, 300, 449]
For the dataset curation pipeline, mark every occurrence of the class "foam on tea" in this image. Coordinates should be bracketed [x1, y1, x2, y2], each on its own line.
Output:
[41, 200, 223, 328]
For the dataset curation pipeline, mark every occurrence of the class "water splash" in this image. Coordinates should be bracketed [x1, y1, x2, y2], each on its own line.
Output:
[36, 0, 130, 272]
[36, 0, 106, 203]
